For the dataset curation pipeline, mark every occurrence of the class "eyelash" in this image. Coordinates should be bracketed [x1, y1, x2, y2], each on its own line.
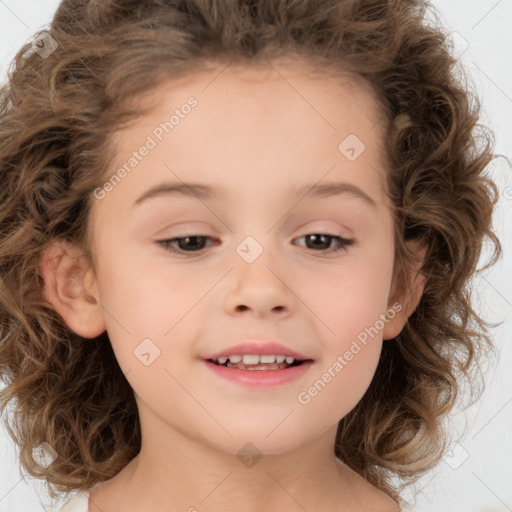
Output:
[156, 233, 355, 256]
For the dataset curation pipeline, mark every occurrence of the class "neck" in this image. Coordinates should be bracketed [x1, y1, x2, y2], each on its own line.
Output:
[88, 409, 399, 512]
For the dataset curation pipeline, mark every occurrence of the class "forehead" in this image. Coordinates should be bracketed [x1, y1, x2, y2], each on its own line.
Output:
[114, 58, 384, 149]
[103, 59, 390, 212]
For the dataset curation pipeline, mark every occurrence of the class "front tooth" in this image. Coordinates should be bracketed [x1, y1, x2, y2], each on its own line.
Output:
[259, 355, 276, 363]
[285, 356, 295, 364]
[242, 354, 260, 365]
[228, 355, 242, 363]
[275, 355, 286, 363]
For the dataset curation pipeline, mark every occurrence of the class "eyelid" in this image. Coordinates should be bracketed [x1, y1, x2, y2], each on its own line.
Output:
[155, 231, 355, 257]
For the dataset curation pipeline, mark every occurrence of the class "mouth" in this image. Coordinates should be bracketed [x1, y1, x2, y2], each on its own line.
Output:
[202, 346, 314, 387]
[205, 354, 312, 371]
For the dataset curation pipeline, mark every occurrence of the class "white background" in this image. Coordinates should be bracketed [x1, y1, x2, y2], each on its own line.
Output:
[0, 1, 510, 511]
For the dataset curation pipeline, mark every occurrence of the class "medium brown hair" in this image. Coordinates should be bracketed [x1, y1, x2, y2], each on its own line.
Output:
[0, 0, 501, 501]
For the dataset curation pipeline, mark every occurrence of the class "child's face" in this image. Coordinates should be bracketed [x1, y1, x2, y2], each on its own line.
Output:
[86, 61, 403, 455]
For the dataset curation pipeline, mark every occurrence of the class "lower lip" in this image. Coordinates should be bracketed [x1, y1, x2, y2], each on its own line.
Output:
[203, 360, 313, 388]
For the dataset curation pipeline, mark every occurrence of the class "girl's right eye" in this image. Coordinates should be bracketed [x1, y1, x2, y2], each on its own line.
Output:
[156, 236, 214, 255]
[156, 233, 355, 256]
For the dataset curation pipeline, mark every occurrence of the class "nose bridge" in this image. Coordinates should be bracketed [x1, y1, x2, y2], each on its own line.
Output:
[233, 232, 282, 284]
[224, 232, 293, 316]
[235, 209, 294, 265]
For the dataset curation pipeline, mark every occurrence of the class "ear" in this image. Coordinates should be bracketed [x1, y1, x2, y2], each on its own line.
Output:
[383, 239, 427, 340]
[39, 241, 106, 339]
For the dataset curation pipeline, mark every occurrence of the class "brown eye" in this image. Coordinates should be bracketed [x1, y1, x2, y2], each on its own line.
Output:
[156, 233, 354, 257]
[294, 234, 354, 254]
[157, 235, 213, 254]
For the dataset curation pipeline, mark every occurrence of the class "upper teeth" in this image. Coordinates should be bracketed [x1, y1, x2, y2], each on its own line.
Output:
[216, 355, 295, 364]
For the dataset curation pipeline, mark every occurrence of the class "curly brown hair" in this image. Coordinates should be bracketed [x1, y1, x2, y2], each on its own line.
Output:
[0, 0, 502, 503]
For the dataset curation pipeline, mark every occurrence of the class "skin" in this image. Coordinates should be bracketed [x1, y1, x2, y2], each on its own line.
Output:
[40, 58, 425, 512]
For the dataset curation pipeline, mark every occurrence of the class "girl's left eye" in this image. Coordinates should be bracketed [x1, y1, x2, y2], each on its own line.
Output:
[156, 233, 355, 256]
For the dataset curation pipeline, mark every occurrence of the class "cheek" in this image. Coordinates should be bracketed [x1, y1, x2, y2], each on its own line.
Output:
[92, 245, 205, 368]
[298, 289, 385, 418]
[307, 342, 382, 420]
[95, 241, 194, 325]
[302, 253, 393, 338]
[296, 240, 392, 402]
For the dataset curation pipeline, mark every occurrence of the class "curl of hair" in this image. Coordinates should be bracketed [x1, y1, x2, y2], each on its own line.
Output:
[0, 0, 502, 502]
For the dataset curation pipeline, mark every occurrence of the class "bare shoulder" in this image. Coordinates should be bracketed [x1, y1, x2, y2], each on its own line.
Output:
[359, 483, 401, 512]
[87, 474, 126, 512]
[88, 456, 140, 512]
[340, 464, 401, 512]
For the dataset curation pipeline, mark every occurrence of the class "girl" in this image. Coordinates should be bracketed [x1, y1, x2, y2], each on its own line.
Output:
[0, 1, 502, 511]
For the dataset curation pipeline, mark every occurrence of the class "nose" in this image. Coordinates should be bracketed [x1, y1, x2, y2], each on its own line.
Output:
[223, 253, 294, 319]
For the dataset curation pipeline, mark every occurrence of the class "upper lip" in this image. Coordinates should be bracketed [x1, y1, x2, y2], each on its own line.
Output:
[203, 341, 312, 361]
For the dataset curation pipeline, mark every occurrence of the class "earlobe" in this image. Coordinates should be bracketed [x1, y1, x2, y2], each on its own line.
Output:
[383, 240, 427, 340]
[39, 241, 106, 339]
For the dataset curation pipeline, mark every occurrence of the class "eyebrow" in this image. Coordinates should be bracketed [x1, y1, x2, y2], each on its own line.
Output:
[133, 181, 377, 208]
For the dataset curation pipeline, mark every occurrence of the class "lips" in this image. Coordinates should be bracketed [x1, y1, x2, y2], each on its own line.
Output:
[204, 358, 313, 387]
[202, 341, 311, 362]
